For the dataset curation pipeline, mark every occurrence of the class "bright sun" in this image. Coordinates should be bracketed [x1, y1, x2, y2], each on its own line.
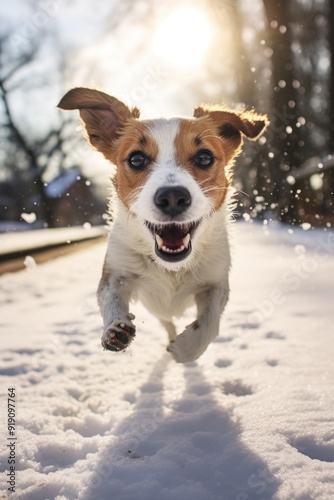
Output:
[152, 7, 212, 69]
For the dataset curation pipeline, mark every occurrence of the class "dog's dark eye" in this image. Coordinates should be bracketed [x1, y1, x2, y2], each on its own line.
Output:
[194, 149, 214, 169]
[128, 152, 148, 170]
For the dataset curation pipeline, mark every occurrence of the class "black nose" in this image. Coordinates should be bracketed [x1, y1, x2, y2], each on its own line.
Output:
[154, 186, 191, 217]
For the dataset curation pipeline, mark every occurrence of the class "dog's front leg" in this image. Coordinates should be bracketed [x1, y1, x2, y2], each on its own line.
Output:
[97, 264, 136, 352]
[168, 286, 229, 363]
[160, 319, 177, 342]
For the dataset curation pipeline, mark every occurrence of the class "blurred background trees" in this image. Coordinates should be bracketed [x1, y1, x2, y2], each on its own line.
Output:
[0, 0, 333, 230]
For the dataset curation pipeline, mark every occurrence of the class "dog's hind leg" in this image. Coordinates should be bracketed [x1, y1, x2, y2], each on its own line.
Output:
[160, 320, 177, 342]
[167, 286, 229, 363]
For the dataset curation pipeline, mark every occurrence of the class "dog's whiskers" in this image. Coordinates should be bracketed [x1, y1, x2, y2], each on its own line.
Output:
[125, 187, 142, 206]
[201, 185, 229, 194]
[233, 188, 250, 198]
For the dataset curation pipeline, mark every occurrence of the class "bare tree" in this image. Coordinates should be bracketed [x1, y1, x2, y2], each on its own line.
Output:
[261, 0, 303, 220]
[330, 0, 334, 149]
[0, 32, 81, 226]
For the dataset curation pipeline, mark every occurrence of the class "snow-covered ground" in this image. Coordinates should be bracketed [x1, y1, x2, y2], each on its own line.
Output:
[0, 226, 106, 257]
[0, 221, 334, 500]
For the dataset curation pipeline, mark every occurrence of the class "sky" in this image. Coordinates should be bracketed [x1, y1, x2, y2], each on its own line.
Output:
[1, 0, 266, 120]
[1, 0, 247, 180]
[0, 0, 277, 189]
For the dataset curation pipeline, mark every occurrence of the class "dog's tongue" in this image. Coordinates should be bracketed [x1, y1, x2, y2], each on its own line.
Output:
[162, 226, 185, 247]
[156, 224, 190, 250]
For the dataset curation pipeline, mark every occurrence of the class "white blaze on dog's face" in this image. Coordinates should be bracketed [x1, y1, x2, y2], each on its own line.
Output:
[58, 88, 268, 268]
[128, 118, 213, 265]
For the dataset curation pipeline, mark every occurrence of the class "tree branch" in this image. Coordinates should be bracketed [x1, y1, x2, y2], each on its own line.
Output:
[0, 80, 38, 168]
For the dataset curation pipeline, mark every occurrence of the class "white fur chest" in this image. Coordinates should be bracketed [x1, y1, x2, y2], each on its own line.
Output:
[105, 201, 231, 322]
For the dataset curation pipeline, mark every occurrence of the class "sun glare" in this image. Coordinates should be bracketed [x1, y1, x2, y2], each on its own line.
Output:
[152, 7, 212, 69]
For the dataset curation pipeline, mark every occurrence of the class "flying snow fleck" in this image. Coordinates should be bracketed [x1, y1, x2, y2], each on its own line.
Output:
[294, 244, 306, 255]
[21, 212, 37, 224]
[310, 174, 323, 190]
[287, 175, 296, 185]
[301, 223, 312, 231]
[24, 256, 37, 271]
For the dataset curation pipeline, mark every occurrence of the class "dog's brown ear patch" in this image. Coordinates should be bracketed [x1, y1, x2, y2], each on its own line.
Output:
[193, 105, 269, 141]
[58, 87, 140, 154]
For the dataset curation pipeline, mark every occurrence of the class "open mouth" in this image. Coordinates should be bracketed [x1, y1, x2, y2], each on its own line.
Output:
[145, 221, 201, 262]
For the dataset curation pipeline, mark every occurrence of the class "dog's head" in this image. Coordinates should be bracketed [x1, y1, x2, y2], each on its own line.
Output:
[58, 88, 268, 269]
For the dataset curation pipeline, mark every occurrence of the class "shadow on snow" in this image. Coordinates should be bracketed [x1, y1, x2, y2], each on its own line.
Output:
[83, 355, 280, 500]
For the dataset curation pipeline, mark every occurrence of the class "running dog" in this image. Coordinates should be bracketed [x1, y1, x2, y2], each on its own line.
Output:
[58, 88, 268, 362]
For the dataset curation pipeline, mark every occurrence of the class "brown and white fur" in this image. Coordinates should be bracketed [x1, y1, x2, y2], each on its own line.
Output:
[58, 88, 268, 363]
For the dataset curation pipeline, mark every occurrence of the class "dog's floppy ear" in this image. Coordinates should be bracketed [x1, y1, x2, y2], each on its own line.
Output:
[58, 88, 140, 154]
[194, 105, 269, 143]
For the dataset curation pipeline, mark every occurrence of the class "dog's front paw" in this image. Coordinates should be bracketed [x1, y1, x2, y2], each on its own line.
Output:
[102, 321, 136, 352]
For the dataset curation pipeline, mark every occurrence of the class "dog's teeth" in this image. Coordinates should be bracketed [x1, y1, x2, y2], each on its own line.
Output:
[183, 234, 190, 248]
[161, 245, 185, 254]
[155, 234, 163, 249]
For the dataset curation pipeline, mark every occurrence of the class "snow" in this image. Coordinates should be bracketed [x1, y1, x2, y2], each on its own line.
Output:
[1, 221, 334, 499]
[0, 226, 106, 257]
